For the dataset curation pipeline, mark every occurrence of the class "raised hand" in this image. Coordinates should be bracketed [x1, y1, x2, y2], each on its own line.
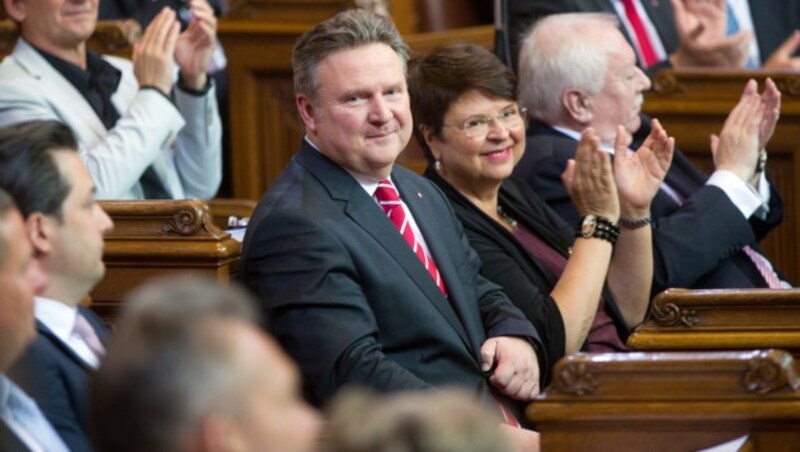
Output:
[481, 336, 540, 401]
[133, 8, 180, 95]
[562, 128, 620, 222]
[711, 79, 764, 182]
[174, 0, 218, 90]
[758, 78, 781, 151]
[670, 0, 751, 68]
[614, 120, 674, 216]
[764, 30, 800, 70]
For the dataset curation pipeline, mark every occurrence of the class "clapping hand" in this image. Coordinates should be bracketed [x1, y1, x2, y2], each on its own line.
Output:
[174, 0, 218, 90]
[670, 0, 751, 68]
[614, 119, 674, 216]
[562, 128, 620, 222]
[710, 79, 764, 182]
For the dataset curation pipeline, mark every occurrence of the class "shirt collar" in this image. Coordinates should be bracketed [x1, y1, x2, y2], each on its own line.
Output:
[303, 135, 390, 197]
[551, 125, 616, 155]
[30, 43, 121, 105]
[34, 297, 78, 341]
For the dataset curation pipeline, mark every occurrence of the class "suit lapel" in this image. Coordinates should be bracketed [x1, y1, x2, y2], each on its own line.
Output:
[11, 39, 108, 143]
[393, 173, 478, 352]
[296, 145, 473, 350]
[36, 321, 95, 372]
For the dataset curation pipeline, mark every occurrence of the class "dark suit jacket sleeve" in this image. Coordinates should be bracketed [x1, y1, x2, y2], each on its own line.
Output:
[650, 185, 755, 291]
[8, 341, 92, 452]
[244, 211, 433, 405]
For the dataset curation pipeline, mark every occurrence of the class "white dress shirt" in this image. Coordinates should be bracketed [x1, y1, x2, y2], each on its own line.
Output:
[34, 297, 101, 369]
[0, 375, 69, 452]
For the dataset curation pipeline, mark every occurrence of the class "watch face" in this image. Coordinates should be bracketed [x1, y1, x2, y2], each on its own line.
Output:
[581, 215, 597, 238]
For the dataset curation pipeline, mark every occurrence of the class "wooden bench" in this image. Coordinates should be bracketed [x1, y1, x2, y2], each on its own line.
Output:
[627, 288, 800, 356]
[529, 349, 800, 451]
[91, 199, 242, 322]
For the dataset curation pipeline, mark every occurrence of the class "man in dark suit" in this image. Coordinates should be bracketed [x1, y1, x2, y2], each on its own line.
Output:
[513, 13, 788, 295]
[507, 0, 800, 72]
[0, 188, 66, 452]
[241, 9, 542, 443]
[0, 120, 115, 451]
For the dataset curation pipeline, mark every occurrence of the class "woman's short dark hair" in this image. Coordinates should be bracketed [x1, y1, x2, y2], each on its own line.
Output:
[408, 43, 518, 164]
[0, 120, 78, 221]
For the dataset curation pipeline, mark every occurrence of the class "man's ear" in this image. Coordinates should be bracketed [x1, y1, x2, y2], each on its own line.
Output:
[2, 0, 27, 23]
[563, 88, 592, 124]
[25, 213, 54, 257]
[295, 94, 318, 134]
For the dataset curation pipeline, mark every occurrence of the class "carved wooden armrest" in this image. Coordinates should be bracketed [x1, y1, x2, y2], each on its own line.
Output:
[627, 288, 800, 354]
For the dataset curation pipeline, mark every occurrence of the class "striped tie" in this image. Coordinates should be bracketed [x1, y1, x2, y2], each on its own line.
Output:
[375, 179, 447, 296]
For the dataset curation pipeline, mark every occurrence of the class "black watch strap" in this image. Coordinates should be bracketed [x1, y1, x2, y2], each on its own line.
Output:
[575, 215, 619, 245]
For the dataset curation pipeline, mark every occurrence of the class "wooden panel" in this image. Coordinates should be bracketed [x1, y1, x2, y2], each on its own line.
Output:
[530, 349, 800, 451]
[92, 199, 241, 323]
[0, 20, 140, 58]
[627, 288, 800, 355]
[643, 69, 800, 284]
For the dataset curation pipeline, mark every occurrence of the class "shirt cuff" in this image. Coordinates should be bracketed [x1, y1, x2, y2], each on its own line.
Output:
[706, 170, 762, 219]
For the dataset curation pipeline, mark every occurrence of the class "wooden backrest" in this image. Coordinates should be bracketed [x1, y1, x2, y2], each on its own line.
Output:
[0, 19, 140, 59]
[642, 69, 800, 284]
[627, 288, 800, 355]
[530, 349, 800, 451]
[92, 199, 241, 323]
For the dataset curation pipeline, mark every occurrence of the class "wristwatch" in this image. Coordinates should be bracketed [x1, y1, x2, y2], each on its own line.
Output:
[575, 215, 619, 245]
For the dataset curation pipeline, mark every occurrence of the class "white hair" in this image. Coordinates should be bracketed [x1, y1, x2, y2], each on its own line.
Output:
[517, 13, 620, 124]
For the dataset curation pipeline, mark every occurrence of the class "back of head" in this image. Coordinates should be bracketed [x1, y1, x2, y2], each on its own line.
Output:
[324, 388, 511, 452]
[292, 8, 408, 103]
[517, 13, 619, 124]
[408, 43, 517, 164]
[90, 275, 261, 452]
[0, 120, 77, 220]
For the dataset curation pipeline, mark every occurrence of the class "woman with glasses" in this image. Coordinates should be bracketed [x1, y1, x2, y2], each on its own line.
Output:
[408, 44, 673, 369]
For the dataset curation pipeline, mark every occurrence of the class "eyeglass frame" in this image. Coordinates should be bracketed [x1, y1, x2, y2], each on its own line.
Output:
[442, 105, 528, 139]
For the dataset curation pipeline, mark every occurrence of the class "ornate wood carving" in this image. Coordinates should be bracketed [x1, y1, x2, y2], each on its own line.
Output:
[744, 350, 800, 395]
[552, 359, 598, 396]
[650, 299, 699, 327]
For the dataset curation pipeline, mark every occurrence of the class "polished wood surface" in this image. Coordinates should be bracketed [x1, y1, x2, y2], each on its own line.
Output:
[627, 288, 800, 355]
[643, 69, 800, 285]
[530, 349, 800, 451]
[92, 200, 241, 322]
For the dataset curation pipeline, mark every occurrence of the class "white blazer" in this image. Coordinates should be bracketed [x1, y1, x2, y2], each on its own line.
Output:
[0, 39, 222, 200]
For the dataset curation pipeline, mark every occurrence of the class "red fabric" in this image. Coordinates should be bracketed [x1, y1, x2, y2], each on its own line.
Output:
[621, 0, 659, 67]
[375, 179, 447, 296]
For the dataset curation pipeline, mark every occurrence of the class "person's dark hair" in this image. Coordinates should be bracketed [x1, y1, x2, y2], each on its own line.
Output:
[0, 188, 16, 264]
[292, 8, 408, 103]
[408, 43, 517, 164]
[90, 275, 261, 452]
[0, 120, 78, 221]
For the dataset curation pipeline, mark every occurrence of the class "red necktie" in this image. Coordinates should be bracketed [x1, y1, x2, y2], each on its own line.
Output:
[375, 179, 447, 296]
[621, 0, 659, 67]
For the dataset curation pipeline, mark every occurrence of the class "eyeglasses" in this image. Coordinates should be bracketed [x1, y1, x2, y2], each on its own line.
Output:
[445, 106, 528, 139]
